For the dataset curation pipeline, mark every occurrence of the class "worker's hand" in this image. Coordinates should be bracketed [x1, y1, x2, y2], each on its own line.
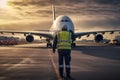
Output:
[53, 49, 56, 53]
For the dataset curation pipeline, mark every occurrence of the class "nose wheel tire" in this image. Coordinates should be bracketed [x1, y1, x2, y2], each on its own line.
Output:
[47, 43, 52, 48]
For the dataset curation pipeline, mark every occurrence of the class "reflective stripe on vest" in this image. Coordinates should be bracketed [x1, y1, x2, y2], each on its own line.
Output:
[57, 31, 72, 49]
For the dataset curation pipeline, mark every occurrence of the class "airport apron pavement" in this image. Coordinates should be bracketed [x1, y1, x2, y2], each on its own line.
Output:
[0, 43, 120, 80]
[0, 45, 57, 80]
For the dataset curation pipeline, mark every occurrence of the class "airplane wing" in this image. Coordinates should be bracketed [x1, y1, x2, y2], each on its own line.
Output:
[74, 30, 120, 38]
[34, 29, 50, 32]
[0, 30, 53, 39]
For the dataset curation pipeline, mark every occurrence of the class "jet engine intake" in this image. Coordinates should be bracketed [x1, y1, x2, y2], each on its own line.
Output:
[26, 35, 34, 42]
[94, 34, 103, 43]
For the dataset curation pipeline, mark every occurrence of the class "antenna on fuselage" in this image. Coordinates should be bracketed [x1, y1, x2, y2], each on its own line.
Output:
[52, 4, 56, 23]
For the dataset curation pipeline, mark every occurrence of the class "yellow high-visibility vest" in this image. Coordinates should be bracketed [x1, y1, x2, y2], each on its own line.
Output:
[57, 31, 72, 49]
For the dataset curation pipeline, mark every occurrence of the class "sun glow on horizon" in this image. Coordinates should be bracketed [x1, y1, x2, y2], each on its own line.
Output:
[0, 0, 9, 9]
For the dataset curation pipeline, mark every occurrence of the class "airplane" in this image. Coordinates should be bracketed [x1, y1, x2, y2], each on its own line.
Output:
[0, 5, 120, 47]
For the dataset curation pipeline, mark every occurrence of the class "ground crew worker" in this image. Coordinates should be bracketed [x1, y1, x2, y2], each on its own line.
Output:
[52, 25, 74, 80]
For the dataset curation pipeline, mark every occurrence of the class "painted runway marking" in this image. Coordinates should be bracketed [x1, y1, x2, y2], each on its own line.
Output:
[6, 58, 34, 71]
[48, 50, 62, 80]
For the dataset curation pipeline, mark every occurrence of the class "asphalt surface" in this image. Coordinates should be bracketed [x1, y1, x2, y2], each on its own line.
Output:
[0, 43, 120, 80]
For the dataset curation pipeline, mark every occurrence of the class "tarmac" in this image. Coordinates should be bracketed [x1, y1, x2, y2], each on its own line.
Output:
[0, 42, 120, 80]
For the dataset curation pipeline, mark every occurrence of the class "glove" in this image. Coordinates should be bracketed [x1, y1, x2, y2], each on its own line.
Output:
[53, 49, 56, 53]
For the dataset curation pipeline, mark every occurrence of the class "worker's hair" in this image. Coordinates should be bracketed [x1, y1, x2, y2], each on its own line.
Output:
[62, 25, 68, 31]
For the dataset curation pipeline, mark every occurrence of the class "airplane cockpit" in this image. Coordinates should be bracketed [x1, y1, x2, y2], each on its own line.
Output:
[61, 19, 69, 22]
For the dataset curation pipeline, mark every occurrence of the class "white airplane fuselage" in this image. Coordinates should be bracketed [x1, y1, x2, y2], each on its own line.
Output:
[50, 15, 75, 37]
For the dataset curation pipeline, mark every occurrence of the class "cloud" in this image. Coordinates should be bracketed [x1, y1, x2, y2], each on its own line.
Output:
[8, 0, 120, 16]
[0, 0, 120, 30]
[94, 0, 120, 5]
[80, 17, 120, 29]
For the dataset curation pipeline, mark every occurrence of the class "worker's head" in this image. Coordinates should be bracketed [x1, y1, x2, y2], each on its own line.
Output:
[62, 25, 68, 31]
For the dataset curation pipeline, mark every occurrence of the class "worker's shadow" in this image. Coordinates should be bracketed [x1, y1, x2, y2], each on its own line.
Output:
[72, 46, 120, 60]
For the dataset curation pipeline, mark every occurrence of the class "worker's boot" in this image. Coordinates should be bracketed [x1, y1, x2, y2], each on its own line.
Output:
[66, 68, 74, 80]
[59, 68, 64, 78]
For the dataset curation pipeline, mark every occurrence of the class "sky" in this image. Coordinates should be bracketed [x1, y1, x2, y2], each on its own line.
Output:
[0, 0, 120, 32]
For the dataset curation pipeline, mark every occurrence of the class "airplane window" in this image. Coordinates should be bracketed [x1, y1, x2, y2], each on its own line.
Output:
[65, 20, 69, 22]
[61, 20, 65, 22]
[61, 20, 69, 22]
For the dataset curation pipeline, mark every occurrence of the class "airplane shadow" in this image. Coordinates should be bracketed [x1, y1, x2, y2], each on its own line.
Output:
[72, 45, 120, 60]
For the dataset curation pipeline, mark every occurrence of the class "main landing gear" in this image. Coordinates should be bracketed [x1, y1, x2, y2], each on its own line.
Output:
[71, 42, 76, 47]
[46, 39, 52, 48]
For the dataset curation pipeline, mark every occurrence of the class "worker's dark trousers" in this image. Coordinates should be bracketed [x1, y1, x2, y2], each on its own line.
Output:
[58, 49, 71, 77]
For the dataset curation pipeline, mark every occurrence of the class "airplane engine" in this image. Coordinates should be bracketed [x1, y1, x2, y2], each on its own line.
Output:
[94, 34, 103, 43]
[26, 35, 34, 42]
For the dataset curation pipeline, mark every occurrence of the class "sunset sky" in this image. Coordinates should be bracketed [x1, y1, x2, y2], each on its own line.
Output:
[0, 0, 120, 32]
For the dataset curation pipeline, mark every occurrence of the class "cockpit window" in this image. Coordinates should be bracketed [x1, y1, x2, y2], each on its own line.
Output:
[61, 20, 69, 22]
[65, 20, 69, 22]
[61, 20, 64, 22]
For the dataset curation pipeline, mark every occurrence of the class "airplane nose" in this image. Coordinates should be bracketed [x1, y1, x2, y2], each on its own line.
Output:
[62, 25, 68, 31]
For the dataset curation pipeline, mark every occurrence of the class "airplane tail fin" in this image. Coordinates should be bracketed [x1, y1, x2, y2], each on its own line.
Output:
[52, 5, 56, 23]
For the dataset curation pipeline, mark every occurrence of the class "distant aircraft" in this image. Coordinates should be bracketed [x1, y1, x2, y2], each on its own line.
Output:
[0, 5, 120, 47]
